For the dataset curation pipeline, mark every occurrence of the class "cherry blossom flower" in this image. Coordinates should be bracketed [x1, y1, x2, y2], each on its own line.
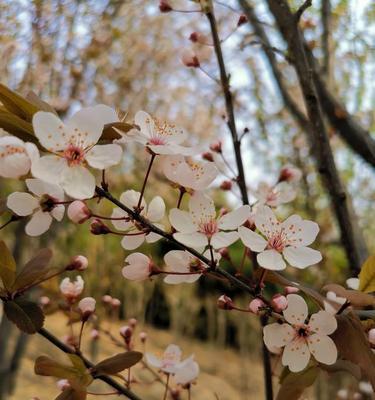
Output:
[263, 294, 337, 372]
[78, 297, 96, 319]
[111, 190, 165, 250]
[249, 298, 266, 315]
[60, 276, 84, 301]
[239, 206, 322, 270]
[323, 291, 346, 315]
[146, 344, 188, 374]
[31, 105, 122, 199]
[116, 111, 194, 155]
[122, 253, 157, 281]
[170, 192, 250, 249]
[162, 155, 217, 190]
[174, 356, 199, 385]
[252, 181, 296, 207]
[7, 178, 65, 236]
[0, 136, 39, 178]
[279, 165, 302, 183]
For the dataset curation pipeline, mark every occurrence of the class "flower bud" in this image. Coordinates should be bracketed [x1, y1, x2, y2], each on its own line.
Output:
[65, 255, 88, 271]
[128, 318, 137, 329]
[111, 298, 121, 308]
[91, 329, 100, 340]
[278, 165, 302, 183]
[237, 14, 247, 26]
[271, 294, 288, 312]
[67, 201, 91, 223]
[202, 151, 214, 162]
[102, 294, 113, 303]
[181, 49, 200, 68]
[57, 379, 71, 391]
[159, 0, 172, 12]
[209, 140, 222, 153]
[220, 180, 232, 191]
[90, 219, 110, 235]
[189, 32, 199, 42]
[368, 328, 375, 345]
[120, 325, 133, 348]
[248, 298, 266, 314]
[218, 247, 230, 260]
[284, 286, 300, 295]
[78, 297, 96, 320]
[217, 295, 234, 310]
[60, 276, 84, 301]
[139, 331, 147, 343]
[39, 296, 50, 307]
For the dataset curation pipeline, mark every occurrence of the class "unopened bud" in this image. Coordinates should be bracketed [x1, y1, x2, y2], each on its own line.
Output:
[102, 294, 113, 303]
[209, 140, 222, 153]
[159, 0, 172, 12]
[181, 49, 200, 68]
[91, 329, 100, 340]
[217, 295, 234, 310]
[128, 318, 137, 329]
[369, 328, 375, 345]
[248, 298, 266, 314]
[78, 297, 96, 320]
[271, 294, 288, 312]
[39, 296, 50, 307]
[284, 286, 300, 295]
[237, 14, 247, 26]
[90, 219, 110, 235]
[218, 247, 230, 260]
[120, 325, 133, 346]
[220, 180, 232, 191]
[57, 379, 71, 391]
[189, 32, 199, 42]
[278, 165, 302, 183]
[66, 255, 88, 271]
[111, 298, 121, 308]
[202, 151, 214, 162]
[139, 331, 147, 343]
[67, 201, 91, 223]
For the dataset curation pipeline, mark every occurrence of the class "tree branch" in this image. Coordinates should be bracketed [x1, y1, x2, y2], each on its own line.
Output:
[294, 0, 312, 22]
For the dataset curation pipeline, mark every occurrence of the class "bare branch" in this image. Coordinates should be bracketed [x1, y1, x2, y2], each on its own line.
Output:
[294, 0, 313, 22]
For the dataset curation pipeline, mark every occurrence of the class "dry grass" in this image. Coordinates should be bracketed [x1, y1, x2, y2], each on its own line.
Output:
[9, 313, 266, 400]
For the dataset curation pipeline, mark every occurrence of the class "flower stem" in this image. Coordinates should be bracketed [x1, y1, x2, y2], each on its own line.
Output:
[77, 320, 85, 350]
[176, 187, 186, 209]
[137, 153, 156, 210]
[163, 374, 170, 400]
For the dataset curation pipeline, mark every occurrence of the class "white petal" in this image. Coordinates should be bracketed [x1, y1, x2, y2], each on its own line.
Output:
[60, 165, 95, 200]
[169, 209, 197, 233]
[122, 263, 149, 281]
[282, 217, 320, 247]
[111, 208, 133, 231]
[145, 353, 162, 368]
[254, 205, 280, 238]
[26, 178, 64, 199]
[120, 190, 146, 212]
[164, 250, 191, 271]
[257, 249, 286, 270]
[125, 252, 150, 266]
[121, 233, 145, 250]
[31, 155, 67, 184]
[308, 311, 337, 335]
[238, 226, 267, 252]
[263, 323, 295, 349]
[283, 246, 322, 268]
[189, 191, 216, 224]
[164, 273, 200, 285]
[66, 105, 118, 147]
[7, 192, 39, 216]
[307, 334, 337, 365]
[25, 210, 52, 236]
[283, 294, 308, 325]
[217, 205, 250, 230]
[134, 111, 155, 139]
[211, 231, 239, 249]
[51, 205, 65, 221]
[86, 144, 122, 169]
[145, 226, 163, 243]
[147, 196, 165, 222]
[346, 278, 359, 290]
[173, 232, 208, 248]
[282, 339, 310, 372]
[32, 112, 69, 151]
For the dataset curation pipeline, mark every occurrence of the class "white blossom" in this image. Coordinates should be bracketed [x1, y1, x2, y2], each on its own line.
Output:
[146, 344, 191, 374]
[60, 276, 84, 300]
[174, 356, 199, 385]
[252, 181, 296, 207]
[122, 253, 153, 281]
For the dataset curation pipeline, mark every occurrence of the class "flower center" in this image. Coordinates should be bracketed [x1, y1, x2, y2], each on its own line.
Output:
[267, 232, 286, 252]
[148, 136, 167, 146]
[63, 145, 85, 166]
[199, 219, 218, 237]
[39, 194, 58, 212]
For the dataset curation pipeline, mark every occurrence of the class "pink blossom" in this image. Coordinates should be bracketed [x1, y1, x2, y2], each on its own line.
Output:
[217, 295, 234, 310]
[249, 298, 266, 314]
[122, 253, 157, 281]
[279, 165, 302, 183]
[146, 344, 188, 374]
[271, 294, 288, 312]
[78, 297, 96, 318]
[252, 181, 296, 207]
[60, 276, 84, 300]
[67, 201, 91, 223]
[65, 255, 88, 271]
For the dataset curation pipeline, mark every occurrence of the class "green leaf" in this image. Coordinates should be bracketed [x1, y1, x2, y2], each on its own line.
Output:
[359, 255, 375, 293]
[276, 367, 319, 400]
[331, 312, 375, 389]
[0, 240, 16, 290]
[93, 351, 143, 375]
[4, 298, 44, 334]
[323, 283, 375, 307]
[55, 389, 87, 400]
[0, 83, 39, 122]
[12, 248, 53, 291]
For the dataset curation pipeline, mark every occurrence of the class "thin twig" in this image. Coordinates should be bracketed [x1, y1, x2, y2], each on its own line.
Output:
[294, 0, 312, 22]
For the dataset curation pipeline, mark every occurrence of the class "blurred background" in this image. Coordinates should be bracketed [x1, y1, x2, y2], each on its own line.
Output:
[0, 0, 374, 399]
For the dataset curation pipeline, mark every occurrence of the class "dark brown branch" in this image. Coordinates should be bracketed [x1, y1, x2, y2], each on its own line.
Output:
[321, 0, 332, 79]
[265, 0, 367, 273]
[38, 328, 142, 400]
[294, 0, 312, 22]
[205, 8, 249, 205]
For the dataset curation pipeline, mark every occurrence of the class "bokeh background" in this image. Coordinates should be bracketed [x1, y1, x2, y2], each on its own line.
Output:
[0, 0, 374, 399]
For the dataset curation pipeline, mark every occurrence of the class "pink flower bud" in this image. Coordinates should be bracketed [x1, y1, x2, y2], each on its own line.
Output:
[90, 329, 100, 340]
[39, 296, 50, 306]
[78, 297, 96, 320]
[237, 14, 247, 26]
[159, 0, 172, 12]
[248, 298, 266, 314]
[67, 201, 91, 223]
[111, 298, 121, 308]
[278, 165, 302, 183]
[65, 255, 88, 271]
[57, 379, 70, 391]
[90, 219, 110, 235]
[368, 328, 375, 345]
[102, 294, 113, 303]
[220, 180, 232, 191]
[122, 253, 158, 281]
[217, 295, 234, 310]
[271, 294, 288, 312]
[60, 276, 84, 301]
[139, 331, 147, 343]
[218, 247, 230, 260]
[284, 286, 300, 295]
[202, 151, 214, 162]
[189, 32, 199, 42]
[128, 318, 137, 329]
[181, 49, 200, 68]
[209, 140, 222, 153]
